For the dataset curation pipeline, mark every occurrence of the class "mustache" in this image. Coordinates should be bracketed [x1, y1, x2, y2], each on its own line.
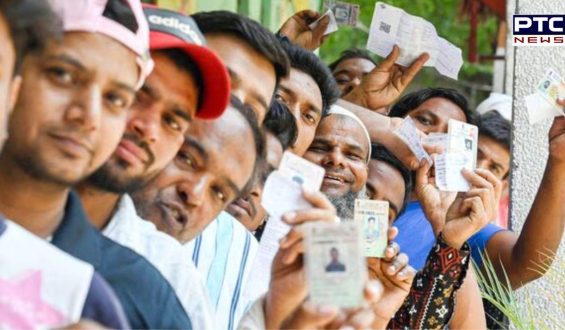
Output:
[121, 132, 155, 167]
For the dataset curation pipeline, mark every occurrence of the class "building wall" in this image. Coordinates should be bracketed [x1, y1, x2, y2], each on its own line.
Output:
[507, 0, 565, 316]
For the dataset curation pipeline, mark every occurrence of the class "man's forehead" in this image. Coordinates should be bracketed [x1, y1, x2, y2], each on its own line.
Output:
[41, 33, 138, 90]
[317, 115, 369, 150]
[334, 57, 375, 74]
[368, 160, 404, 209]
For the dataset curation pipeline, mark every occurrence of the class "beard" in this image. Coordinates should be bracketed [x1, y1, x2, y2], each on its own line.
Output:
[326, 187, 368, 221]
[87, 162, 149, 194]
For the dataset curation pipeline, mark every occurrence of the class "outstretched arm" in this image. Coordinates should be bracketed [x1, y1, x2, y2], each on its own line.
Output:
[485, 116, 565, 289]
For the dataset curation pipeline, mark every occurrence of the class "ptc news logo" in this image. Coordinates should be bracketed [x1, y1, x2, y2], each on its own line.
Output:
[513, 15, 565, 45]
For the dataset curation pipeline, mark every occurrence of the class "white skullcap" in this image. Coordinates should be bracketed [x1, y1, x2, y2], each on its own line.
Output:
[476, 92, 512, 121]
[327, 105, 372, 162]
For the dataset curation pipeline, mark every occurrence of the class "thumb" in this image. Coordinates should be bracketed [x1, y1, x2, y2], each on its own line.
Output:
[415, 159, 432, 188]
[312, 15, 330, 40]
[283, 302, 338, 329]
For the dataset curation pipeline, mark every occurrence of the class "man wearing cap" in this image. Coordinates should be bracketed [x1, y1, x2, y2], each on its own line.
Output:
[0, 0, 132, 328]
[76, 5, 230, 329]
[0, 0, 193, 328]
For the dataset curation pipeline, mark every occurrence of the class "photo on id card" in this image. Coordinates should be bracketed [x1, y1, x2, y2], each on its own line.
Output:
[448, 119, 478, 169]
[354, 199, 388, 258]
[305, 222, 366, 308]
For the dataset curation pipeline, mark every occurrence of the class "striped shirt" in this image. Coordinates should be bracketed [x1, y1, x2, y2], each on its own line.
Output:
[184, 211, 258, 330]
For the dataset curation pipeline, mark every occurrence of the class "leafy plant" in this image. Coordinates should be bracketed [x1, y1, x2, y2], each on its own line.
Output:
[474, 250, 565, 329]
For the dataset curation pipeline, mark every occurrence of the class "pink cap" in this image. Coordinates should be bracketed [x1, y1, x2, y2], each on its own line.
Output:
[47, 0, 154, 89]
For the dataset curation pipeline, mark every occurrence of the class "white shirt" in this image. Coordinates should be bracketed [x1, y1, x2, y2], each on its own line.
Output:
[237, 296, 266, 330]
[0, 219, 92, 328]
[102, 195, 213, 329]
[184, 211, 259, 330]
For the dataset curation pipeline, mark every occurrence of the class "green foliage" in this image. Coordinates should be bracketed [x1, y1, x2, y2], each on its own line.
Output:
[474, 250, 565, 329]
[319, 0, 500, 105]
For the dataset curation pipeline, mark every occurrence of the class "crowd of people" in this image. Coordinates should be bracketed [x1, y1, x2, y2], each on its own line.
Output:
[0, 0, 564, 329]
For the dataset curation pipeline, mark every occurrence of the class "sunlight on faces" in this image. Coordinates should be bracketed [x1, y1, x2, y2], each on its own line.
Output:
[477, 136, 510, 180]
[276, 68, 323, 157]
[3, 32, 138, 186]
[228, 132, 283, 231]
[332, 57, 376, 96]
[366, 159, 405, 224]
[408, 97, 467, 134]
[0, 14, 16, 152]
[88, 52, 199, 193]
[303, 114, 369, 199]
[206, 33, 275, 123]
[132, 106, 257, 244]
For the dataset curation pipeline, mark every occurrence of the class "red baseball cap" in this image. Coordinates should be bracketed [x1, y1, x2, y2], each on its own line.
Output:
[143, 5, 230, 119]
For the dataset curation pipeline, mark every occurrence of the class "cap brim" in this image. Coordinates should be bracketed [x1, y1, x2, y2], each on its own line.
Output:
[149, 31, 230, 119]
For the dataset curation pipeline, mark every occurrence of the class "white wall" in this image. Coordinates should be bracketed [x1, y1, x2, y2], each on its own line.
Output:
[507, 0, 565, 317]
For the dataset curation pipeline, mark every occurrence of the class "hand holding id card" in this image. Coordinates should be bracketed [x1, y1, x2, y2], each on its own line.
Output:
[434, 119, 478, 192]
[355, 199, 389, 257]
[244, 152, 325, 301]
[305, 222, 367, 308]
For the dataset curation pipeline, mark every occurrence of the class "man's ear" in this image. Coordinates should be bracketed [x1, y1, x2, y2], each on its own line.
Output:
[502, 178, 509, 194]
[8, 75, 21, 114]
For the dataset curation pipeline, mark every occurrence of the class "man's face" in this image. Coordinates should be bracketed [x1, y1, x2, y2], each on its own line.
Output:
[366, 159, 405, 224]
[330, 249, 339, 261]
[332, 57, 376, 96]
[132, 106, 257, 244]
[408, 97, 467, 134]
[88, 52, 199, 192]
[477, 135, 510, 180]
[3, 32, 138, 185]
[227, 132, 283, 231]
[303, 115, 369, 198]
[0, 14, 17, 152]
[275, 68, 323, 156]
[206, 33, 275, 123]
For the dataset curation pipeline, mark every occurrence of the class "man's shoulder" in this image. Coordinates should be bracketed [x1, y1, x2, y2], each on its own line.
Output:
[97, 233, 174, 286]
[96, 235, 192, 328]
[105, 195, 186, 264]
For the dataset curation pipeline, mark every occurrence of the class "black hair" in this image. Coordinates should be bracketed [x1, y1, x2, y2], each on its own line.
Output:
[370, 143, 412, 217]
[153, 48, 204, 112]
[263, 99, 298, 150]
[0, 0, 61, 73]
[192, 11, 289, 88]
[478, 110, 511, 151]
[102, 0, 139, 33]
[230, 95, 266, 193]
[389, 88, 477, 125]
[280, 40, 340, 116]
[328, 48, 377, 72]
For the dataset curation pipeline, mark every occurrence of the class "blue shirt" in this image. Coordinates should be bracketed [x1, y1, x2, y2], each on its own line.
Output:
[51, 192, 192, 329]
[394, 201, 505, 270]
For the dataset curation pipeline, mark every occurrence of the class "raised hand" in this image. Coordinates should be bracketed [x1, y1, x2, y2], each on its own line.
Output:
[278, 10, 329, 51]
[367, 227, 416, 324]
[415, 159, 457, 235]
[548, 112, 565, 164]
[342, 45, 429, 111]
[442, 169, 495, 249]
[378, 116, 443, 170]
[264, 188, 336, 329]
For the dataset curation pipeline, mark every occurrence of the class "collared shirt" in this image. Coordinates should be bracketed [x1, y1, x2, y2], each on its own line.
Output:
[184, 211, 259, 330]
[102, 195, 213, 329]
[0, 215, 128, 329]
[51, 192, 192, 329]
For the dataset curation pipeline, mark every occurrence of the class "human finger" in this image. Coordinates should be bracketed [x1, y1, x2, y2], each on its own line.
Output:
[383, 241, 400, 261]
[401, 52, 430, 86]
